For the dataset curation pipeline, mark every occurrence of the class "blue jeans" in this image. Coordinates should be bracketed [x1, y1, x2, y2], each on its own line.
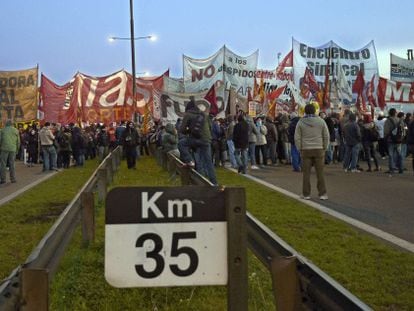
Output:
[227, 140, 238, 168]
[343, 144, 360, 170]
[266, 141, 277, 164]
[283, 142, 292, 163]
[388, 143, 403, 172]
[248, 142, 256, 166]
[325, 142, 334, 164]
[42, 145, 57, 170]
[234, 148, 248, 173]
[179, 137, 217, 185]
[291, 144, 301, 171]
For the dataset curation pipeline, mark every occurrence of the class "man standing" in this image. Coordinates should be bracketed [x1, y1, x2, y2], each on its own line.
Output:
[294, 104, 329, 200]
[232, 113, 249, 174]
[39, 122, 58, 171]
[384, 108, 404, 174]
[0, 120, 20, 184]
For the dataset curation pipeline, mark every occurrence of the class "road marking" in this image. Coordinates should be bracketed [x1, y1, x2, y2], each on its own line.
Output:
[229, 168, 414, 253]
[0, 172, 58, 207]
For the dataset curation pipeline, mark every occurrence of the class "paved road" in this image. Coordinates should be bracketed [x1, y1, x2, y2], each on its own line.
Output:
[0, 161, 57, 206]
[246, 159, 414, 244]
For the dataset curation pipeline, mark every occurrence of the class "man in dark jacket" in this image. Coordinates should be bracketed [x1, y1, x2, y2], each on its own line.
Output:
[265, 117, 278, 165]
[232, 113, 249, 174]
[178, 98, 217, 185]
[342, 113, 361, 172]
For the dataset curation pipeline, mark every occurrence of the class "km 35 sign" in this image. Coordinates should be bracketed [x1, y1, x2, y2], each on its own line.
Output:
[105, 187, 228, 288]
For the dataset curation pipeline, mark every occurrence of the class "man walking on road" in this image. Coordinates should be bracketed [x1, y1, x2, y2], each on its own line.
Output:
[39, 122, 58, 172]
[0, 120, 20, 184]
[294, 104, 330, 200]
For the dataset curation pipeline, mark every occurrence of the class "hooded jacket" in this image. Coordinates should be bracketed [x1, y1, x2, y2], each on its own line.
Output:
[0, 121, 20, 153]
[162, 123, 178, 152]
[294, 115, 329, 151]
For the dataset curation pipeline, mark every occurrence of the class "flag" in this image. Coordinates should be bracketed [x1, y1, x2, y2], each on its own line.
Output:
[258, 76, 265, 103]
[204, 84, 218, 116]
[247, 88, 253, 102]
[253, 77, 259, 98]
[366, 74, 377, 117]
[352, 70, 366, 112]
[267, 85, 286, 101]
[322, 54, 331, 111]
[376, 77, 387, 110]
[300, 67, 320, 99]
[267, 99, 276, 118]
[336, 61, 353, 104]
[276, 50, 293, 76]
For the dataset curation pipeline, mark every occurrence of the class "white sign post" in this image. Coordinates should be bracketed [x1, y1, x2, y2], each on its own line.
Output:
[105, 186, 247, 310]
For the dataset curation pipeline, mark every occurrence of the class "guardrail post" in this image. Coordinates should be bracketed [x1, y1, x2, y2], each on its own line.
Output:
[225, 187, 248, 311]
[21, 268, 48, 311]
[179, 167, 192, 185]
[270, 256, 302, 311]
[111, 153, 117, 175]
[81, 192, 95, 246]
[97, 168, 107, 202]
[106, 160, 113, 184]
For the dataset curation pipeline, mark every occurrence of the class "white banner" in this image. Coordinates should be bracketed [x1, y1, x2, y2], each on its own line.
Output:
[293, 39, 379, 98]
[183, 46, 258, 98]
[390, 53, 414, 82]
[183, 47, 224, 93]
[223, 46, 258, 97]
[154, 85, 227, 124]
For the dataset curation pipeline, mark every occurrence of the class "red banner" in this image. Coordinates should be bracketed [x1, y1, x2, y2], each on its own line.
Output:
[39, 70, 168, 125]
[39, 74, 77, 124]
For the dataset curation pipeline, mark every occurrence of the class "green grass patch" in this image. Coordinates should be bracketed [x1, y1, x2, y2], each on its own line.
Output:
[50, 158, 274, 310]
[0, 161, 98, 281]
[13, 156, 413, 310]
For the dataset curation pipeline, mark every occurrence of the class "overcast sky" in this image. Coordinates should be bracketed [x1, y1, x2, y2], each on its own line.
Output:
[1, 0, 413, 84]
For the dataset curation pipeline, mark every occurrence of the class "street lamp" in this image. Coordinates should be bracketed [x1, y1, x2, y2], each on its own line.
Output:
[109, 0, 157, 122]
[108, 35, 157, 42]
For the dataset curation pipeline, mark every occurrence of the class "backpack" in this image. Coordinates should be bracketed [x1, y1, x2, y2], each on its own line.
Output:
[188, 112, 205, 139]
[59, 134, 69, 149]
[390, 119, 406, 143]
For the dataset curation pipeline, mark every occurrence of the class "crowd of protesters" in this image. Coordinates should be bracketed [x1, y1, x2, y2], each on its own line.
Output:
[0, 120, 160, 184]
[1, 104, 414, 192]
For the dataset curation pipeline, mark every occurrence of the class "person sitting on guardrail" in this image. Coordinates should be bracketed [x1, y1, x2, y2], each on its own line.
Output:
[162, 123, 179, 158]
[178, 97, 217, 185]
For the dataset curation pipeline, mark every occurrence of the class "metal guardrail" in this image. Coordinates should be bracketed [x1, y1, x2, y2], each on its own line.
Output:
[0, 147, 122, 310]
[161, 151, 372, 311]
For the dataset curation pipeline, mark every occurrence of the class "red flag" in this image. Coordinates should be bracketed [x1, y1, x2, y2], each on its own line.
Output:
[253, 77, 259, 98]
[267, 85, 286, 101]
[247, 88, 253, 102]
[366, 74, 377, 117]
[352, 70, 366, 112]
[322, 56, 331, 111]
[376, 77, 387, 110]
[276, 50, 293, 78]
[301, 67, 320, 99]
[204, 84, 218, 116]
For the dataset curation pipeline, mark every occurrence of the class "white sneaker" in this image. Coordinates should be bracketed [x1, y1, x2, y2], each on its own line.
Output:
[319, 195, 328, 200]
[251, 165, 259, 169]
[300, 195, 311, 200]
[350, 169, 360, 173]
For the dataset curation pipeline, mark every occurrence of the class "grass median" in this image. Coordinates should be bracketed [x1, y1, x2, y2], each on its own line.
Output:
[5, 156, 412, 310]
[0, 161, 98, 281]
